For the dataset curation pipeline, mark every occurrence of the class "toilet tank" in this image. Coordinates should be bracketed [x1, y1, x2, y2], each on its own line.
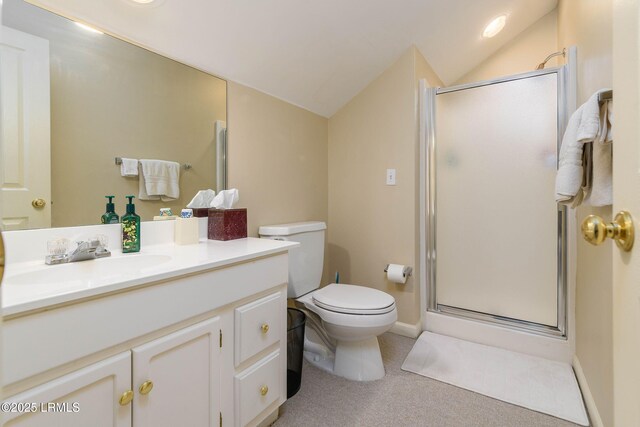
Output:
[259, 221, 326, 298]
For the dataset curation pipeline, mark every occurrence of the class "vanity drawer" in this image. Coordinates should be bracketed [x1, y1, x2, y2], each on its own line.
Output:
[234, 350, 282, 427]
[234, 292, 282, 366]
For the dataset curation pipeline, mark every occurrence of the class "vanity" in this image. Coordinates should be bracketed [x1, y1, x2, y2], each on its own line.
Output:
[1, 220, 298, 427]
[0, 1, 298, 425]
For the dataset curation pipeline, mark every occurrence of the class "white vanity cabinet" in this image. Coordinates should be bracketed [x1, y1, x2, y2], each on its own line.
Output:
[0, 352, 133, 427]
[131, 317, 221, 427]
[232, 293, 287, 427]
[1, 246, 292, 427]
[2, 318, 223, 427]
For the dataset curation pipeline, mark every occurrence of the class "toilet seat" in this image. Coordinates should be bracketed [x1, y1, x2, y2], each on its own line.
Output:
[312, 283, 396, 315]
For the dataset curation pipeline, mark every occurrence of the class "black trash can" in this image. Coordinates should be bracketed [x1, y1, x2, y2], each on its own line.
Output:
[287, 308, 306, 399]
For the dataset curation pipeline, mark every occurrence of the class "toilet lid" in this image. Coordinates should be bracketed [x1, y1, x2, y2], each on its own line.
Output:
[312, 284, 396, 315]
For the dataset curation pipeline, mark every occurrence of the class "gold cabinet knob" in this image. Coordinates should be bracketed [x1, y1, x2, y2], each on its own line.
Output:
[31, 198, 46, 209]
[139, 380, 154, 395]
[261, 323, 269, 334]
[581, 210, 634, 251]
[119, 390, 134, 406]
[260, 385, 269, 396]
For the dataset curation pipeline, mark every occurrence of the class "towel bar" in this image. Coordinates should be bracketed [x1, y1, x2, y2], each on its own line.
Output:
[115, 157, 192, 170]
[598, 90, 612, 102]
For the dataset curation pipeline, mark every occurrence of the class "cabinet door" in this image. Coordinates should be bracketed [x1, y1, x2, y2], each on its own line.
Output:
[132, 318, 220, 427]
[1, 352, 131, 427]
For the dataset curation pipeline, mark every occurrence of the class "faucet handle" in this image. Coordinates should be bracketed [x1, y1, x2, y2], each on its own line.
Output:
[47, 237, 70, 256]
[45, 238, 70, 265]
[94, 234, 109, 250]
[93, 234, 111, 258]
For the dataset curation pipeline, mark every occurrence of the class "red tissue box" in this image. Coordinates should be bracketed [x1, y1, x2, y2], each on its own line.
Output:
[192, 208, 209, 218]
[208, 208, 247, 241]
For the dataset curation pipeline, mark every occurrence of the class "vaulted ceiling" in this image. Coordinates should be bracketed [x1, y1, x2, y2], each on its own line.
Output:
[28, 0, 558, 117]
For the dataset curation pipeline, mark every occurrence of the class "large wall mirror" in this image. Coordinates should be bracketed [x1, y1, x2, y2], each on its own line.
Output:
[0, 0, 227, 230]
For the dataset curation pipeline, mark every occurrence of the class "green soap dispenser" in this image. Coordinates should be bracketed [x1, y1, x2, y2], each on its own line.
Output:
[122, 195, 140, 253]
[101, 196, 120, 224]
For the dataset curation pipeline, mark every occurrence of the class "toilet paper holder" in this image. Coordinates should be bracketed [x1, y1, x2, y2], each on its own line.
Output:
[384, 264, 412, 277]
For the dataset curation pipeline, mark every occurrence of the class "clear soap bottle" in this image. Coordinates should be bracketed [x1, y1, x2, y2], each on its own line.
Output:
[122, 195, 140, 253]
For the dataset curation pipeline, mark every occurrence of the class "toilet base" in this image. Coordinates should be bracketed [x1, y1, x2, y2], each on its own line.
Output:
[334, 337, 385, 381]
[304, 331, 385, 381]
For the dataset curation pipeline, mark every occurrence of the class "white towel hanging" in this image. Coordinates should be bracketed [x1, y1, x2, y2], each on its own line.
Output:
[120, 158, 139, 177]
[138, 159, 180, 201]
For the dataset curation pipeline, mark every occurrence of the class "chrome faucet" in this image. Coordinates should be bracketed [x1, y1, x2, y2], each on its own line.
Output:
[46, 239, 111, 265]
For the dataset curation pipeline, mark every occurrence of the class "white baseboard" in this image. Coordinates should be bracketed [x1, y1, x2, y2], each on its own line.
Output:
[573, 355, 603, 427]
[389, 320, 422, 339]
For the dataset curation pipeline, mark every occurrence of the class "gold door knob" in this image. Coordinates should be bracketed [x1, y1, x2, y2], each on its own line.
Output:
[139, 380, 154, 395]
[581, 210, 634, 251]
[31, 198, 46, 209]
[260, 385, 269, 396]
[119, 390, 134, 406]
[261, 323, 269, 334]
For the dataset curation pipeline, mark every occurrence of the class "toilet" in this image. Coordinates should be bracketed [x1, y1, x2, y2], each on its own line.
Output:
[259, 221, 397, 381]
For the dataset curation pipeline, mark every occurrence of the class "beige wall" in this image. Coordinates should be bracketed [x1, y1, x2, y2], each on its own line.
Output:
[455, 9, 558, 85]
[328, 46, 441, 325]
[5, 0, 226, 227]
[558, 1, 614, 426]
[226, 82, 330, 283]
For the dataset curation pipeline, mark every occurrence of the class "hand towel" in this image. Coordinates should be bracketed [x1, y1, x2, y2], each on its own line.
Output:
[120, 158, 138, 177]
[589, 100, 613, 206]
[138, 159, 180, 201]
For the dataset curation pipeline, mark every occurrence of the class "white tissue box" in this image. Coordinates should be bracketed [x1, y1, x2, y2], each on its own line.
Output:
[175, 217, 199, 245]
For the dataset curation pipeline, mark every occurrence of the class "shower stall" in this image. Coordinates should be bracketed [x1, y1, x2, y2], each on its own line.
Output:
[420, 49, 576, 359]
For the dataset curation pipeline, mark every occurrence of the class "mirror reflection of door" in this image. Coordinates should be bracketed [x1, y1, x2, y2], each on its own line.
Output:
[0, 26, 51, 230]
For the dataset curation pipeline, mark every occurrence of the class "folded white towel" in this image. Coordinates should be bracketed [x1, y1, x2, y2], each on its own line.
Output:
[120, 158, 139, 177]
[555, 102, 587, 205]
[556, 89, 612, 207]
[576, 92, 602, 144]
[589, 100, 613, 206]
[138, 159, 180, 202]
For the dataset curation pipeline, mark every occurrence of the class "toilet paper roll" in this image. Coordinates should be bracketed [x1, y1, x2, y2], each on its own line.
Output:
[387, 264, 408, 284]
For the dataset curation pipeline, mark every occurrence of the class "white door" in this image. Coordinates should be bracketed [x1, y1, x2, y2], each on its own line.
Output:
[612, 1, 640, 425]
[0, 26, 51, 230]
[0, 352, 132, 427]
[132, 318, 221, 427]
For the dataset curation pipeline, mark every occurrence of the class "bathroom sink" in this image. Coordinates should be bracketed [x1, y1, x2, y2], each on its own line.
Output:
[4, 254, 172, 287]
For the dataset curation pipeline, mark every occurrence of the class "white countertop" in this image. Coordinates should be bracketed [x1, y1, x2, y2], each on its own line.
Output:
[2, 237, 298, 317]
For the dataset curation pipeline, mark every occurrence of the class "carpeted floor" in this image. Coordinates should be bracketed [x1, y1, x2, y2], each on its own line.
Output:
[274, 333, 585, 427]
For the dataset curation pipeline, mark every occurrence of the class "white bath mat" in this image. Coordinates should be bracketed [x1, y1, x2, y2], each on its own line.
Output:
[401, 332, 589, 426]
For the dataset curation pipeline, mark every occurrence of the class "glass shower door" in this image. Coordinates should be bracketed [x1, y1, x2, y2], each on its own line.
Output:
[432, 71, 562, 329]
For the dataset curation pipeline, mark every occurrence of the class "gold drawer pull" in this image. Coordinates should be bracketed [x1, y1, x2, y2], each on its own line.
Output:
[139, 380, 154, 395]
[260, 385, 269, 396]
[261, 323, 269, 334]
[119, 390, 134, 406]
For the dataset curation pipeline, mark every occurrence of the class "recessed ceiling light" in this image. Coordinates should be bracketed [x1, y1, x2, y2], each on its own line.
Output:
[124, 0, 164, 7]
[74, 22, 104, 35]
[482, 15, 507, 38]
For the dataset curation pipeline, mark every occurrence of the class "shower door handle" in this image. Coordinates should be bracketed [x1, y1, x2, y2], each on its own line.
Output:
[581, 211, 635, 251]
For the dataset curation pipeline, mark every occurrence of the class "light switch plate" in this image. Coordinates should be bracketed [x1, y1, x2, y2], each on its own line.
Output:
[386, 169, 396, 185]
